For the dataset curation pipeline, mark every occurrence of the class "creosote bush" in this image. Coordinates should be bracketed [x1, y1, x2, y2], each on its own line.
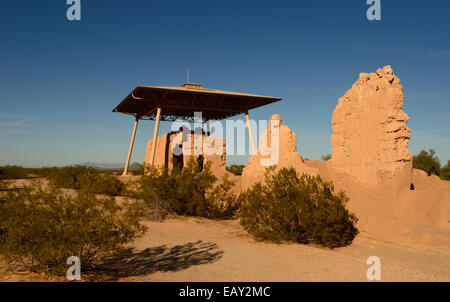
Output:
[240, 167, 358, 248]
[226, 165, 245, 176]
[0, 165, 28, 180]
[0, 185, 147, 276]
[321, 154, 332, 161]
[136, 158, 238, 220]
[42, 166, 125, 196]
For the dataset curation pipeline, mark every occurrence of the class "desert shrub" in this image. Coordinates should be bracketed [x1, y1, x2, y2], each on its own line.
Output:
[41, 166, 124, 196]
[136, 158, 238, 220]
[226, 165, 245, 176]
[440, 160, 450, 181]
[413, 149, 441, 176]
[0, 185, 146, 276]
[240, 167, 358, 248]
[321, 154, 331, 161]
[45, 166, 90, 189]
[27, 167, 54, 179]
[205, 174, 240, 218]
[79, 173, 125, 196]
[0, 165, 28, 180]
[131, 165, 145, 176]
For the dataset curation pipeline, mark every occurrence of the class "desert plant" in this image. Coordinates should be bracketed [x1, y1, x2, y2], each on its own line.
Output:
[131, 165, 145, 176]
[240, 167, 358, 248]
[440, 160, 450, 181]
[413, 149, 441, 176]
[226, 165, 245, 176]
[79, 173, 125, 196]
[0, 165, 28, 180]
[321, 154, 332, 161]
[0, 184, 146, 276]
[39, 166, 124, 196]
[136, 158, 238, 220]
[205, 173, 240, 218]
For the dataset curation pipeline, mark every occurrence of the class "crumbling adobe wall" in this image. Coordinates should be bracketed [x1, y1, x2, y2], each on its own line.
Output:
[241, 114, 318, 190]
[330, 65, 412, 187]
[145, 131, 227, 178]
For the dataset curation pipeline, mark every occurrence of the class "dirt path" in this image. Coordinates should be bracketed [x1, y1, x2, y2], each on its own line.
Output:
[108, 217, 450, 282]
[1, 216, 449, 282]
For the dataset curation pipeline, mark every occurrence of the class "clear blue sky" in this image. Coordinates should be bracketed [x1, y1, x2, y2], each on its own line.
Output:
[1, 0, 449, 167]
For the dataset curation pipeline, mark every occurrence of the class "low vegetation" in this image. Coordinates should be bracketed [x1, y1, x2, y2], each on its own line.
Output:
[413, 149, 450, 180]
[321, 154, 332, 161]
[0, 165, 28, 180]
[135, 158, 239, 220]
[0, 165, 126, 195]
[413, 149, 441, 176]
[240, 167, 359, 248]
[45, 166, 125, 196]
[0, 185, 147, 276]
[440, 160, 450, 181]
[226, 164, 245, 176]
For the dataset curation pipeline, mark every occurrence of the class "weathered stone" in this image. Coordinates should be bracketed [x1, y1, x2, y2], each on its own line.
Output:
[330, 65, 412, 186]
[241, 114, 318, 190]
[145, 130, 227, 178]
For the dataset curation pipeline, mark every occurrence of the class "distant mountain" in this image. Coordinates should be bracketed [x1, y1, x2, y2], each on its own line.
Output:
[80, 161, 144, 171]
[128, 162, 144, 171]
[80, 162, 124, 169]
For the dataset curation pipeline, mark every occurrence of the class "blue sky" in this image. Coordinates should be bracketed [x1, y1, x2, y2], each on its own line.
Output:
[0, 0, 449, 167]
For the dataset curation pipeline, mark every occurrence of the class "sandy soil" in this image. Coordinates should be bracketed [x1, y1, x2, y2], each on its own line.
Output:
[2, 173, 449, 282]
[101, 217, 450, 281]
[1, 216, 449, 282]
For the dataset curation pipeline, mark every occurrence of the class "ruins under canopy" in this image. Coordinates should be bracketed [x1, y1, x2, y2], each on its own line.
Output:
[113, 83, 281, 175]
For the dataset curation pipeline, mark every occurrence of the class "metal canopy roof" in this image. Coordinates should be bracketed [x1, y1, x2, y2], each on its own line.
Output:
[112, 84, 282, 122]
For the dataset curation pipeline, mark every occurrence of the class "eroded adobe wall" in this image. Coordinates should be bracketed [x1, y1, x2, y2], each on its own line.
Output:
[241, 114, 318, 190]
[145, 131, 227, 178]
[331, 65, 412, 187]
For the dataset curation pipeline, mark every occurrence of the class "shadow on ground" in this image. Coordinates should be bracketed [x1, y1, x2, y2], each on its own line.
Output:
[93, 240, 223, 281]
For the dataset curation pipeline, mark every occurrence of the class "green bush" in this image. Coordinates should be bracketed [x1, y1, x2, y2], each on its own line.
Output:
[0, 185, 146, 276]
[0, 166, 28, 180]
[321, 154, 331, 161]
[440, 160, 450, 181]
[136, 158, 238, 220]
[226, 165, 245, 176]
[413, 149, 441, 176]
[39, 166, 124, 196]
[240, 167, 358, 248]
[131, 165, 145, 176]
[79, 173, 125, 196]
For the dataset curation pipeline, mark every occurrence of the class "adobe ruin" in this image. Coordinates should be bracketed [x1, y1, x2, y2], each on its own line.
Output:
[330, 65, 413, 187]
[241, 114, 318, 190]
[145, 129, 228, 178]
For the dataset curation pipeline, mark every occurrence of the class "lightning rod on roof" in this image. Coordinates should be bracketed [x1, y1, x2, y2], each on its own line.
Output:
[187, 67, 190, 83]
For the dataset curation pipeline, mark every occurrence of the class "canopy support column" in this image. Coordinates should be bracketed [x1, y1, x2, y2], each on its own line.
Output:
[123, 118, 139, 176]
[245, 111, 256, 155]
[206, 120, 211, 136]
[149, 107, 162, 166]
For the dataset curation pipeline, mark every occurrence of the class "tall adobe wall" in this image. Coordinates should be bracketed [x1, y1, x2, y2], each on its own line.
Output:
[331, 65, 412, 186]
